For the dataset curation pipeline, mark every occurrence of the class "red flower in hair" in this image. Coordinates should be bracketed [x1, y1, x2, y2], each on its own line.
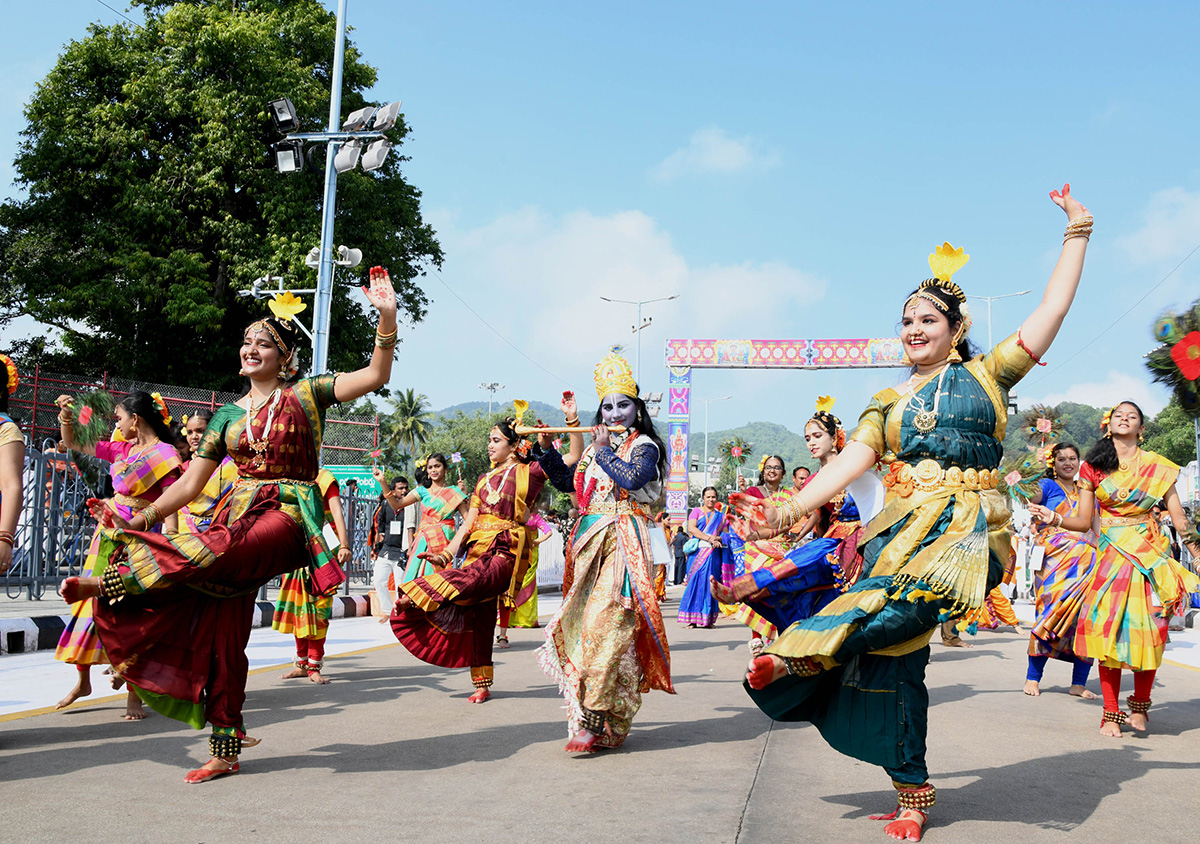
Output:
[1171, 331, 1200, 381]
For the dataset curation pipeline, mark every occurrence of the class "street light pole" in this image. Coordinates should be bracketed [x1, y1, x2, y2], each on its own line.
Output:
[599, 294, 679, 386]
[966, 289, 1032, 350]
[479, 381, 504, 416]
[310, 0, 350, 377]
[702, 395, 732, 488]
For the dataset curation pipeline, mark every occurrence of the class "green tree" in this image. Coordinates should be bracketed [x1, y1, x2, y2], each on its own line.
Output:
[1144, 398, 1198, 466]
[421, 409, 505, 493]
[384, 388, 431, 463]
[0, 0, 441, 385]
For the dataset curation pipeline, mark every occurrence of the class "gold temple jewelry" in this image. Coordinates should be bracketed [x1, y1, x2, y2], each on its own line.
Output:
[484, 461, 517, 506]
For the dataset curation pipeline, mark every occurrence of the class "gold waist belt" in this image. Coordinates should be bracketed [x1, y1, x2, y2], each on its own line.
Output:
[1100, 515, 1151, 528]
[583, 499, 648, 518]
[887, 459, 999, 494]
[234, 476, 318, 488]
[112, 493, 151, 511]
[474, 515, 521, 532]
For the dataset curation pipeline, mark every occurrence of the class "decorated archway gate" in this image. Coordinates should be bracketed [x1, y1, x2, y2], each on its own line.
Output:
[663, 337, 906, 519]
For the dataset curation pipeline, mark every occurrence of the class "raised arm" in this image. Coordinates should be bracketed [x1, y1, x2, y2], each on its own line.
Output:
[1162, 485, 1200, 561]
[333, 266, 399, 404]
[1015, 185, 1091, 360]
[55, 395, 96, 457]
[734, 441, 877, 531]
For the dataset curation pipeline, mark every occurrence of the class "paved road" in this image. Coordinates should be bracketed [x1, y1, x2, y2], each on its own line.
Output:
[2, 593, 1199, 843]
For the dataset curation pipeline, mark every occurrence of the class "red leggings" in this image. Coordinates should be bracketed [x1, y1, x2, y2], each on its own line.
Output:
[1098, 665, 1155, 711]
[295, 637, 326, 668]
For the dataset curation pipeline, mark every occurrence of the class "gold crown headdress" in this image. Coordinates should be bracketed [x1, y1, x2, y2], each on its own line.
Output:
[593, 352, 638, 400]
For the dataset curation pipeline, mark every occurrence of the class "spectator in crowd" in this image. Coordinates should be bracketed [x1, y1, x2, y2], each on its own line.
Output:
[672, 525, 688, 584]
[369, 469, 417, 620]
[792, 465, 810, 492]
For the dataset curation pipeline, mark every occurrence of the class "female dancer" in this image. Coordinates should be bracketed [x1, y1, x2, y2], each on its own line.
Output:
[495, 507, 553, 648]
[724, 455, 792, 650]
[676, 486, 730, 628]
[59, 267, 398, 782]
[715, 403, 865, 643]
[178, 410, 238, 534]
[537, 353, 674, 752]
[54, 391, 181, 719]
[731, 186, 1090, 841]
[0, 354, 23, 577]
[1030, 401, 1200, 736]
[399, 453, 468, 583]
[392, 409, 581, 702]
[276, 469, 352, 684]
[1023, 442, 1097, 698]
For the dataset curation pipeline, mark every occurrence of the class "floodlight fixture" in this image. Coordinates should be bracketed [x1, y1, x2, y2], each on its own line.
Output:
[372, 101, 402, 131]
[305, 246, 322, 269]
[273, 140, 305, 174]
[335, 246, 363, 268]
[341, 106, 377, 131]
[269, 98, 299, 133]
[333, 139, 362, 174]
[360, 139, 392, 172]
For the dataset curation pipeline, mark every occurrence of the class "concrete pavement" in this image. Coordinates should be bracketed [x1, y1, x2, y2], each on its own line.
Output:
[1, 592, 1199, 843]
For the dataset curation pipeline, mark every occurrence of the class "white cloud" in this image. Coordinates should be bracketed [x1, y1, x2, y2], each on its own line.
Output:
[1117, 186, 1200, 264]
[1024, 369, 1170, 417]
[413, 207, 826, 395]
[649, 127, 781, 183]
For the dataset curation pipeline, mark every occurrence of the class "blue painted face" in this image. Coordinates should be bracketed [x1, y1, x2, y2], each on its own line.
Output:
[600, 393, 638, 428]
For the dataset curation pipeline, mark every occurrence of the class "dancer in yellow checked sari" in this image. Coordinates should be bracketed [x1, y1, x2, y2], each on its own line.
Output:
[1030, 401, 1200, 737]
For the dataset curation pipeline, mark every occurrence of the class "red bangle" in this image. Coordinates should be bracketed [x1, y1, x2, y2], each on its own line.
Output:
[1016, 331, 1046, 366]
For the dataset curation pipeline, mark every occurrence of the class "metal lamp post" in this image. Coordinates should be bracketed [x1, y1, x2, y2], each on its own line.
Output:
[967, 290, 1032, 350]
[600, 294, 680, 386]
[479, 382, 504, 415]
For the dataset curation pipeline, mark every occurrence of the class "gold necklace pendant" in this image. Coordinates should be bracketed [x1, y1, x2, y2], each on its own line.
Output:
[484, 463, 516, 505]
[912, 409, 938, 434]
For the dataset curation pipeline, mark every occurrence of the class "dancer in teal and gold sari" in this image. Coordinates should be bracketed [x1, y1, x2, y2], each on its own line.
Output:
[731, 186, 1091, 842]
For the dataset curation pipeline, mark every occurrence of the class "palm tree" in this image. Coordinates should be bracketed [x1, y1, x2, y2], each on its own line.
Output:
[385, 388, 432, 462]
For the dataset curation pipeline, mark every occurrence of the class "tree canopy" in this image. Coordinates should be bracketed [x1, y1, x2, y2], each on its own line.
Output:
[0, 0, 442, 387]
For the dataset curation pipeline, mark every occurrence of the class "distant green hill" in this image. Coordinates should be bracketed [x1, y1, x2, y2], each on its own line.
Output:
[432, 400, 566, 425]
[703, 420, 817, 472]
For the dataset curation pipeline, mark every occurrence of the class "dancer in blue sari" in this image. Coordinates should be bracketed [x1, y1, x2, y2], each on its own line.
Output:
[677, 487, 730, 627]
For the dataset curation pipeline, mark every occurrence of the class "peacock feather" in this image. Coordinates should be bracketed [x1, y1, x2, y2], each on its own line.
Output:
[69, 390, 116, 450]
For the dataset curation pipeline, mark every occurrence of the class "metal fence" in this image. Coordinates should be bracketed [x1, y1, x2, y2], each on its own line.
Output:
[3, 438, 381, 600]
[8, 364, 380, 464]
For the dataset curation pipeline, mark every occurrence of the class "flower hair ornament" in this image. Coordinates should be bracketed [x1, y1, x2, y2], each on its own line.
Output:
[757, 454, 769, 473]
[0, 354, 17, 396]
[150, 392, 172, 426]
[245, 292, 306, 379]
[415, 456, 429, 470]
[812, 395, 846, 451]
[1100, 407, 1113, 438]
[904, 242, 974, 364]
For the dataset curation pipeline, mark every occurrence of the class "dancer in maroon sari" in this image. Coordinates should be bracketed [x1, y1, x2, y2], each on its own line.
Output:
[392, 406, 581, 702]
[60, 267, 399, 783]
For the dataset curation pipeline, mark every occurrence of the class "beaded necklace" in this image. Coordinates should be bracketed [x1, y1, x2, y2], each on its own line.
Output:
[245, 388, 282, 470]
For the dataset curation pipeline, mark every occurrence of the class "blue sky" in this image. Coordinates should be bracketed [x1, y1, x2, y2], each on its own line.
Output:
[3, 1, 1199, 440]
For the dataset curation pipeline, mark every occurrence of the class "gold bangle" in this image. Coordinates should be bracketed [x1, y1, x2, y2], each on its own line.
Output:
[140, 504, 162, 529]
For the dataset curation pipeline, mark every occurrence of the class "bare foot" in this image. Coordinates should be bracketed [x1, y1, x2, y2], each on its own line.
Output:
[1128, 712, 1148, 732]
[183, 756, 239, 784]
[1069, 685, 1097, 700]
[108, 669, 126, 691]
[468, 687, 491, 704]
[306, 669, 331, 685]
[280, 667, 308, 679]
[124, 690, 147, 721]
[746, 655, 787, 690]
[1100, 720, 1123, 737]
[495, 635, 510, 650]
[943, 639, 973, 648]
[710, 576, 736, 603]
[377, 614, 390, 624]
[56, 673, 93, 710]
[1023, 680, 1041, 696]
[883, 809, 928, 841]
[60, 576, 101, 604]
[564, 729, 600, 753]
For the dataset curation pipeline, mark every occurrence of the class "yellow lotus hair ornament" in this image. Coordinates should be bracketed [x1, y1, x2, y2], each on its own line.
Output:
[815, 395, 836, 414]
[593, 352, 638, 400]
[268, 291, 307, 323]
[512, 399, 530, 424]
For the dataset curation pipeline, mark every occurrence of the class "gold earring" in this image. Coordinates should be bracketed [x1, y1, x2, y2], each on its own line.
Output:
[901, 350, 913, 366]
[946, 347, 963, 364]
